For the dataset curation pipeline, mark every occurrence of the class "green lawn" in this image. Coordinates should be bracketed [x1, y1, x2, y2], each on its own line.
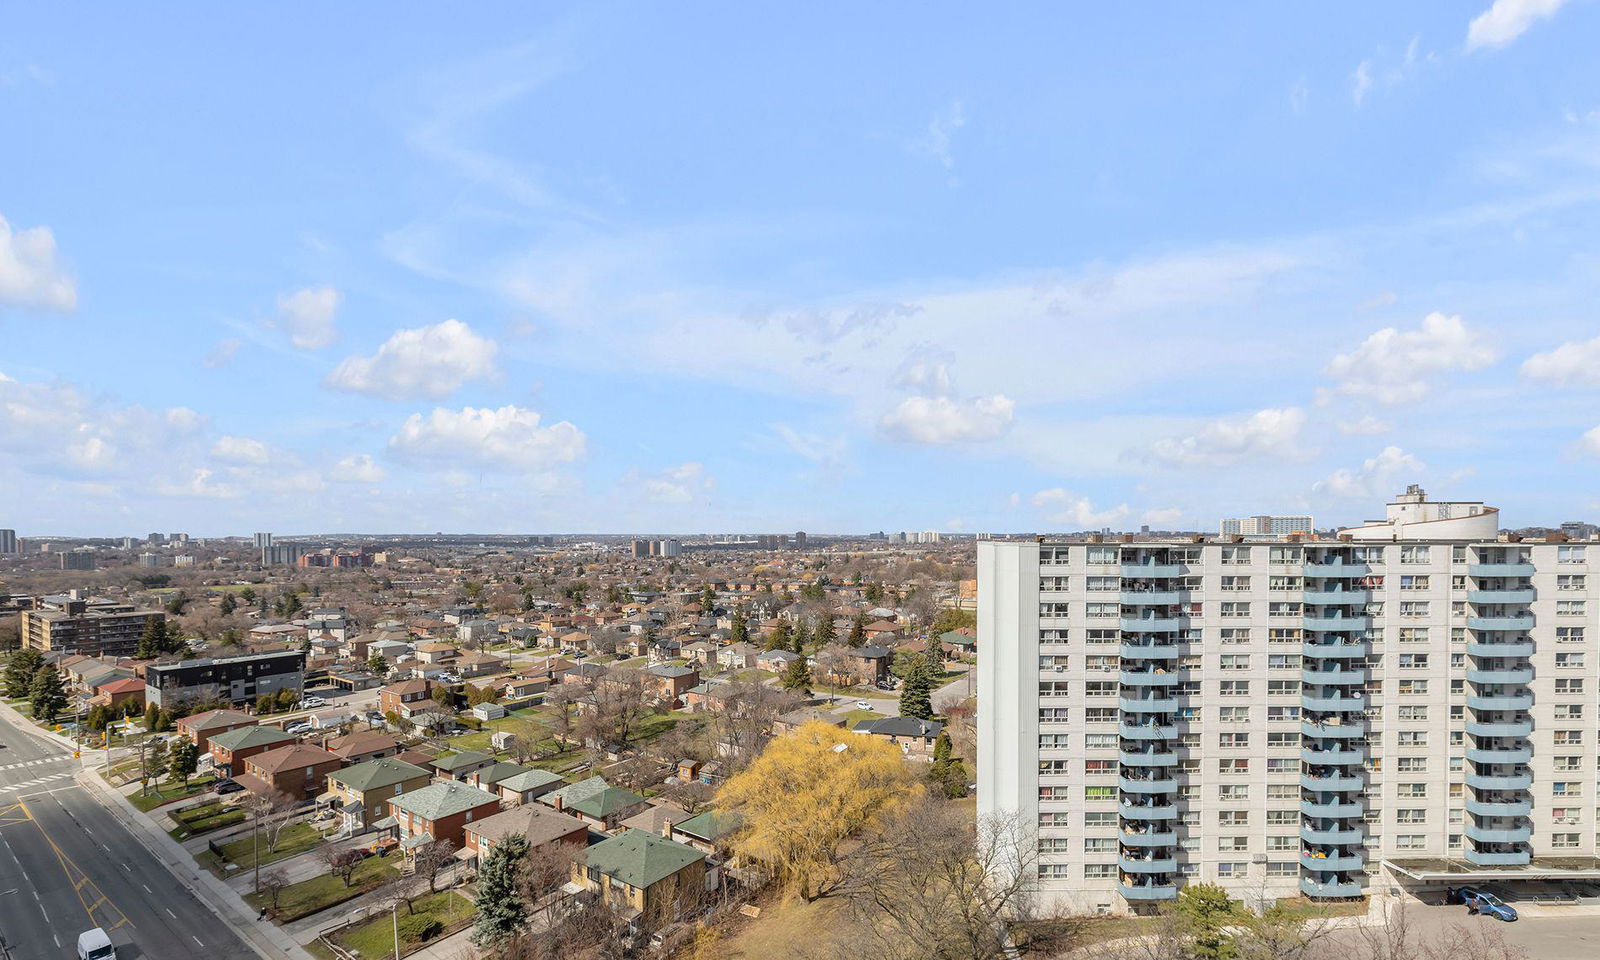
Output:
[168, 801, 247, 839]
[1272, 897, 1368, 918]
[212, 822, 326, 870]
[247, 854, 400, 922]
[840, 709, 879, 729]
[630, 712, 679, 742]
[316, 890, 474, 959]
[129, 775, 217, 812]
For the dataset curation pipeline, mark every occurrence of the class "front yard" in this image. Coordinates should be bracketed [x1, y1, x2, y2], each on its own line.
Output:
[128, 775, 217, 812]
[205, 822, 326, 872]
[247, 854, 400, 922]
[307, 890, 475, 959]
[168, 801, 246, 839]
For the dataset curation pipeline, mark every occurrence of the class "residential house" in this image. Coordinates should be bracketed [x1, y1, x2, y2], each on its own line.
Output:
[92, 676, 146, 712]
[324, 730, 400, 765]
[680, 641, 714, 666]
[385, 781, 502, 850]
[846, 645, 892, 684]
[755, 649, 800, 673]
[671, 809, 743, 859]
[378, 678, 434, 718]
[496, 768, 565, 806]
[415, 642, 458, 665]
[208, 725, 295, 776]
[463, 804, 587, 874]
[621, 802, 692, 837]
[176, 708, 256, 755]
[646, 664, 699, 708]
[456, 652, 504, 679]
[432, 750, 495, 782]
[855, 716, 944, 758]
[325, 757, 432, 831]
[467, 761, 531, 793]
[715, 643, 758, 671]
[862, 619, 900, 641]
[773, 707, 845, 735]
[540, 775, 648, 831]
[470, 702, 507, 722]
[502, 677, 549, 703]
[557, 631, 592, 654]
[573, 830, 707, 930]
[457, 619, 498, 645]
[938, 630, 976, 660]
[239, 743, 345, 801]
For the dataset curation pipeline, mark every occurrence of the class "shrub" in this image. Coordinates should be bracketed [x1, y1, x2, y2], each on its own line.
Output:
[457, 715, 482, 731]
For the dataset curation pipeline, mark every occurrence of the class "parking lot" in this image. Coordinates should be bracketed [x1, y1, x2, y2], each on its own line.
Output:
[1386, 900, 1600, 959]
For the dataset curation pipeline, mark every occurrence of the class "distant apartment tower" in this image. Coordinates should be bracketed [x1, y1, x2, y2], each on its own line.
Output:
[59, 551, 96, 571]
[119, 537, 137, 550]
[261, 544, 304, 566]
[0, 529, 17, 555]
[254, 532, 274, 549]
[1220, 514, 1315, 537]
[658, 538, 683, 558]
[147, 532, 164, 544]
[794, 531, 807, 550]
[174, 555, 196, 567]
[980, 485, 1600, 915]
[137, 552, 162, 568]
[21, 595, 164, 657]
[632, 539, 651, 558]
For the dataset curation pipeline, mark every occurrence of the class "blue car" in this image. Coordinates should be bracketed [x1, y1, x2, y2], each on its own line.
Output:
[1448, 886, 1518, 921]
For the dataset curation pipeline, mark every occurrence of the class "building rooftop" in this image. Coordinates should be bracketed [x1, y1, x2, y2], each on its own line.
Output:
[209, 725, 295, 752]
[584, 829, 704, 889]
[433, 750, 493, 772]
[673, 809, 743, 844]
[466, 804, 587, 849]
[247, 743, 342, 774]
[329, 757, 431, 793]
[388, 781, 500, 821]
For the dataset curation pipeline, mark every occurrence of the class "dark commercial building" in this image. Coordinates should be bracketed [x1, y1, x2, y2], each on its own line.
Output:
[144, 649, 306, 709]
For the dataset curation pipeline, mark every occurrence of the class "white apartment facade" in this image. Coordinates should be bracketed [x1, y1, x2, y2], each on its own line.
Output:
[979, 486, 1600, 914]
[1220, 515, 1315, 537]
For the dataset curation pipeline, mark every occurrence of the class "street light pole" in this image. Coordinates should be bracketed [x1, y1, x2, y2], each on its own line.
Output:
[392, 898, 401, 960]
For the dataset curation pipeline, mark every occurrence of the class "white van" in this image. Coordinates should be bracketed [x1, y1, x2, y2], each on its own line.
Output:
[77, 928, 115, 960]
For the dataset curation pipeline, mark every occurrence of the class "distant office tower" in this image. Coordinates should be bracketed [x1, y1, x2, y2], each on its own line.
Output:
[254, 532, 274, 549]
[794, 531, 807, 550]
[137, 553, 161, 568]
[169, 533, 188, 544]
[980, 485, 1591, 915]
[1220, 515, 1315, 536]
[147, 532, 164, 544]
[1560, 521, 1597, 540]
[0, 529, 16, 554]
[59, 551, 96, 571]
[632, 539, 650, 558]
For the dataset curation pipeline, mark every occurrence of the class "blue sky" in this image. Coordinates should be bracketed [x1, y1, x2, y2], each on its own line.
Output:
[4, 1, 1600, 536]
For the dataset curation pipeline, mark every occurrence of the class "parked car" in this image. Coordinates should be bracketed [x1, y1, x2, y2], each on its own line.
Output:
[284, 722, 313, 736]
[855, 700, 872, 710]
[1447, 886, 1518, 921]
[297, 696, 326, 709]
[214, 779, 245, 795]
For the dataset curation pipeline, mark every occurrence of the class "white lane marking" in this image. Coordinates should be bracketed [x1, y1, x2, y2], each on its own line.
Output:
[142, 883, 152, 893]
[52, 933, 60, 949]
[166, 907, 176, 919]
[192, 935, 204, 946]
[37, 902, 48, 921]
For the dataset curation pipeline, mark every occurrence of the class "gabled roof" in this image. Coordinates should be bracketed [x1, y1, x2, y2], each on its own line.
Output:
[673, 809, 744, 843]
[498, 768, 564, 793]
[382, 679, 431, 696]
[98, 677, 146, 695]
[473, 762, 531, 787]
[648, 664, 696, 678]
[432, 750, 493, 772]
[584, 829, 704, 888]
[176, 708, 256, 731]
[209, 725, 295, 752]
[329, 757, 431, 792]
[465, 804, 587, 848]
[325, 730, 399, 758]
[858, 717, 943, 738]
[388, 781, 500, 821]
[248, 743, 343, 774]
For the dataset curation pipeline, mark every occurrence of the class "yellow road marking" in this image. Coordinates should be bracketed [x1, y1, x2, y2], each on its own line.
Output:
[15, 798, 134, 932]
[0, 802, 29, 823]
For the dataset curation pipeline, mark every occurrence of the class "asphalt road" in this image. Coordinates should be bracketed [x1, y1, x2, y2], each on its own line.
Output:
[0, 713, 257, 960]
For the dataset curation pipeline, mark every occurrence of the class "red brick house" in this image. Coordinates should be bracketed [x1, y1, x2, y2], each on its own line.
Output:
[176, 708, 257, 755]
[385, 781, 502, 849]
[379, 679, 435, 718]
[239, 743, 346, 801]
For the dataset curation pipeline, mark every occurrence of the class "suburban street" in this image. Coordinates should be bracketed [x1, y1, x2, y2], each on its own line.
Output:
[0, 713, 257, 960]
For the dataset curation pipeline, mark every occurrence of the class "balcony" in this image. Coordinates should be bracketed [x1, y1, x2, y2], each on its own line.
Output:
[1122, 590, 1181, 606]
[1119, 776, 1178, 794]
[1301, 825, 1363, 845]
[1120, 696, 1178, 714]
[1302, 693, 1366, 713]
[1120, 669, 1180, 687]
[1466, 641, 1535, 658]
[1301, 641, 1366, 659]
[1119, 855, 1178, 874]
[1467, 562, 1535, 578]
[1301, 799, 1364, 818]
[1466, 667, 1534, 685]
[1300, 876, 1364, 898]
[1302, 746, 1366, 765]
[1302, 772, 1364, 792]
[1120, 750, 1178, 766]
[1466, 693, 1533, 712]
[1302, 588, 1371, 605]
[1120, 617, 1182, 633]
[1302, 667, 1366, 685]
[1120, 723, 1178, 740]
[1468, 615, 1535, 632]
[1303, 560, 1369, 576]
[1465, 823, 1533, 844]
[1120, 642, 1178, 660]
[1467, 589, 1536, 604]
[1300, 850, 1365, 872]
[1120, 829, 1177, 848]
[1466, 798, 1532, 817]
[1464, 847, 1531, 867]
[1465, 746, 1533, 764]
[1120, 562, 1183, 578]
[1301, 719, 1365, 739]
[1466, 719, 1532, 738]
[1119, 880, 1178, 901]
[1304, 615, 1372, 632]
[1119, 803, 1179, 821]
[1466, 772, 1533, 791]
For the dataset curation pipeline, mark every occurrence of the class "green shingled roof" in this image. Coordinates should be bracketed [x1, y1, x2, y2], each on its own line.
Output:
[433, 750, 492, 772]
[208, 725, 294, 752]
[567, 785, 646, 819]
[499, 769, 564, 793]
[329, 757, 431, 793]
[474, 762, 531, 787]
[674, 809, 743, 843]
[584, 829, 704, 888]
[388, 781, 500, 821]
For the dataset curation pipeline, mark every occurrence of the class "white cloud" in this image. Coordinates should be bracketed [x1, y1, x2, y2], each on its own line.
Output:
[1467, 0, 1569, 50]
[327, 319, 499, 400]
[211, 435, 270, 465]
[771, 423, 848, 468]
[1314, 445, 1424, 498]
[1351, 61, 1373, 106]
[1146, 407, 1306, 467]
[626, 462, 714, 504]
[331, 453, 387, 483]
[203, 338, 242, 368]
[1574, 426, 1600, 457]
[1324, 312, 1496, 404]
[0, 374, 204, 478]
[272, 286, 340, 349]
[1031, 488, 1130, 529]
[154, 468, 241, 500]
[1337, 415, 1393, 436]
[0, 214, 76, 312]
[911, 100, 967, 169]
[387, 404, 585, 472]
[1142, 507, 1184, 526]
[880, 394, 1015, 445]
[1522, 335, 1600, 386]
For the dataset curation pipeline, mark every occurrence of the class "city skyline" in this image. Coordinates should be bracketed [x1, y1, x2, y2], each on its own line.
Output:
[6, 4, 1600, 536]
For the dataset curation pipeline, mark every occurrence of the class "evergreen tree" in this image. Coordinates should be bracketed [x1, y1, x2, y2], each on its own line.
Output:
[86, 704, 112, 733]
[793, 618, 812, 654]
[730, 610, 749, 646]
[780, 656, 812, 695]
[847, 614, 866, 648]
[29, 665, 66, 723]
[218, 594, 237, 616]
[764, 620, 792, 652]
[136, 617, 167, 659]
[814, 615, 835, 649]
[284, 592, 304, 616]
[5, 648, 44, 698]
[864, 582, 884, 604]
[1176, 883, 1242, 960]
[471, 832, 529, 947]
[144, 702, 161, 730]
[899, 657, 935, 721]
[167, 738, 199, 788]
[366, 653, 389, 678]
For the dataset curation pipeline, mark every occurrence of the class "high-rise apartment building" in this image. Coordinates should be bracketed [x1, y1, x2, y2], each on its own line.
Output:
[254, 532, 274, 549]
[1220, 515, 1315, 537]
[979, 486, 1600, 914]
[59, 551, 96, 571]
[0, 529, 17, 555]
[138, 552, 162, 568]
[262, 544, 304, 566]
[20, 595, 165, 657]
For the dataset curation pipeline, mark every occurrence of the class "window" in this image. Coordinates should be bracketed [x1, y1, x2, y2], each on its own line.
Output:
[1087, 547, 1117, 565]
[1082, 864, 1115, 879]
[1086, 602, 1118, 618]
[1085, 733, 1117, 749]
[1397, 679, 1429, 695]
[1267, 861, 1298, 878]
[1081, 837, 1115, 852]
[1266, 757, 1296, 773]
[1552, 782, 1581, 797]
[1220, 732, 1249, 748]
[1221, 546, 1251, 565]
[1086, 576, 1119, 592]
[1219, 627, 1251, 645]
[1085, 707, 1117, 724]
[1038, 837, 1073, 854]
[1040, 629, 1070, 644]
[1394, 835, 1426, 850]
[1395, 809, 1427, 824]
[1039, 708, 1070, 724]
[1267, 731, 1297, 747]
[1449, 652, 1465, 668]
[1220, 655, 1250, 671]
[1084, 812, 1116, 827]
[1218, 759, 1250, 774]
[1220, 602, 1250, 618]
[1556, 704, 1584, 720]
[1040, 655, 1072, 671]
[1558, 545, 1587, 564]
[1086, 629, 1118, 644]
[1400, 575, 1430, 590]
[1219, 680, 1250, 697]
[1397, 731, 1428, 746]
[1398, 653, 1429, 669]
[1266, 810, 1298, 825]
[1268, 628, 1302, 644]
[1397, 783, 1427, 798]
[1083, 786, 1116, 800]
[1039, 733, 1070, 749]
[1398, 627, 1429, 644]
[1270, 547, 1302, 565]
[1217, 836, 1250, 851]
[1220, 575, 1250, 592]
[1398, 705, 1429, 720]
[1399, 545, 1430, 564]
[1040, 602, 1072, 618]
[1040, 681, 1072, 697]
[1085, 681, 1116, 697]
[1554, 731, 1583, 746]
[1555, 678, 1585, 695]
[1270, 575, 1302, 591]
[1554, 756, 1582, 772]
[1556, 652, 1586, 669]
[1558, 600, 1587, 617]
[1215, 862, 1249, 878]
[1553, 833, 1582, 849]
[1268, 602, 1302, 617]
[1040, 576, 1072, 591]
[1558, 626, 1586, 643]
[1219, 706, 1249, 722]
[1266, 679, 1300, 696]
[1398, 601, 1430, 618]
[1558, 574, 1587, 591]
[1267, 705, 1302, 721]
[1396, 757, 1428, 772]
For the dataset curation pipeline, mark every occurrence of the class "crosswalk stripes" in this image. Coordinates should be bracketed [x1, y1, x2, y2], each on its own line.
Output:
[0, 771, 75, 795]
[0, 756, 72, 773]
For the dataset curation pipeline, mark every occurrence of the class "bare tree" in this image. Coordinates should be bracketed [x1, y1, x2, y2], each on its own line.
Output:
[659, 779, 713, 814]
[588, 666, 650, 747]
[320, 845, 364, 887]
[242, 790, 297, 853]
[414, 837, 458, 894]
[257, 866, 290, 919]
[518, 839, 580, 927]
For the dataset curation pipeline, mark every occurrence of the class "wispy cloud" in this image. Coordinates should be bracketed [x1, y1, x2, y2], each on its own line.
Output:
[1467, 0, 1569, 51]
[910, 100, 968, 170]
